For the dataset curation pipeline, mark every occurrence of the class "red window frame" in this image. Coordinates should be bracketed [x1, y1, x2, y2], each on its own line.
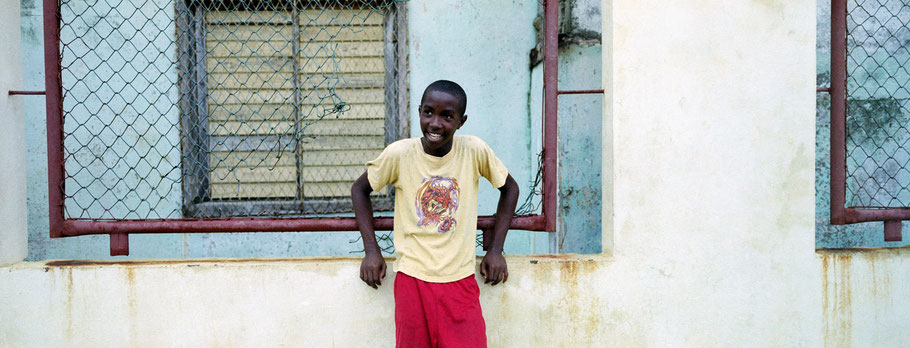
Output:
[41, 0, 601, 255]
[828, 0, 907, 242]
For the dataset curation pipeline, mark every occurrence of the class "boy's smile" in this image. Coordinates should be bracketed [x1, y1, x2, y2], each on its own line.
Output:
[419, 90, 467, 157]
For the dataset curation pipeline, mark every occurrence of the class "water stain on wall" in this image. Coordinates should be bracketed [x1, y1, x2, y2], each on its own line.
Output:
[64, 267, 74, 341]
[821, 252, 853, 347]
[558, 260, 603, 343]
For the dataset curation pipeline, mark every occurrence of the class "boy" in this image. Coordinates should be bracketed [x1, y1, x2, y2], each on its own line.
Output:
[351, 80, 519, 347]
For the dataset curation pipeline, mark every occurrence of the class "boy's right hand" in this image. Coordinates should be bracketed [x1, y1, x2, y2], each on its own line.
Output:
[360, 251, 387, 289]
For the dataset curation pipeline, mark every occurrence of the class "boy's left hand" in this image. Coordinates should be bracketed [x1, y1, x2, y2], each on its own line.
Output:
[480, 251, 508, 286]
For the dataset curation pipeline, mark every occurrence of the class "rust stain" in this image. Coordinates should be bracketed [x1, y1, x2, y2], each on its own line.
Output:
[868, 252, 878, 298]
[863, 252, 892, 300]
[64, 267, 74, 341]
[126, 267, 138, 344]
[557, 260, 602, 343]
[823, 253, 853, 347]
[821, 255, 829, 312]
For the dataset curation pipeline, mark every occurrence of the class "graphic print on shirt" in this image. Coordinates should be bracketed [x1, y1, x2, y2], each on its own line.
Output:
[415, 176, 460, 233]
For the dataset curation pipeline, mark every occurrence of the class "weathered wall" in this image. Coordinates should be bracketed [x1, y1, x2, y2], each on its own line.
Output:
[606, 0, 820, 344]
[5, 0, 910, 346]
[0, 0, 27, 266]
[818, 249, 910, 347]
[1, 251, 908, 347]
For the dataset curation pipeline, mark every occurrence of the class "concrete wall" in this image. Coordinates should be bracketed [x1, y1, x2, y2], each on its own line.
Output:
[0, 0, 26, 266]
[5, 0, 910, 346]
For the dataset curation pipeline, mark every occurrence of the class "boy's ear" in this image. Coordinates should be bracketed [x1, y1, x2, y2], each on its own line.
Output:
[459, 114, 468, 128]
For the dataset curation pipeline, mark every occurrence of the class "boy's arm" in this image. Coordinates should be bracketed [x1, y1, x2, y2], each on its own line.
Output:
[480, 174, 519, 286]
[351, 171, 386, 289]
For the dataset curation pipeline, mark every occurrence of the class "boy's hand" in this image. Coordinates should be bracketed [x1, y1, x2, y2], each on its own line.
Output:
[360, 251, 387, 289]
[480, 251, 508, 286]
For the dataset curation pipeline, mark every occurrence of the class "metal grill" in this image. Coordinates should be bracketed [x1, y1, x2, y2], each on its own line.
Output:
[58, 0, 406, 220]
[844, 0, 910, 208]
[46, 0, 560, 255]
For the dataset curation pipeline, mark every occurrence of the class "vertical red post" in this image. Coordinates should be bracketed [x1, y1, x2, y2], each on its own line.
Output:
[110, 234, 129, 256]
[44, 0, 66, 237]
[829, 0, 847, 225]
[884, 221, 902, 242]
[542, 0, 559, 232]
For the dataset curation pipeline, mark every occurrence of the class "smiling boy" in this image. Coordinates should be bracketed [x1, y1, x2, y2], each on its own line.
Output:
[351, 80, 519, 347]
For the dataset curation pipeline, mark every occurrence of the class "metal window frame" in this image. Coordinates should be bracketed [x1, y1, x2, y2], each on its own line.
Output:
[828, 0, 906, 241]
[43, 0, 592, 255]
[177, 2, 402, 217]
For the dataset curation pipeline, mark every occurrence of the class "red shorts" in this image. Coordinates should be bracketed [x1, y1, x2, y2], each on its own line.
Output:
[394, 272, 487, 348]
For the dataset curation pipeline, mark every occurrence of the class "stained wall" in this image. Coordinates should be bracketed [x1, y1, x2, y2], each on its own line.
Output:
[3, 0, 910, 346]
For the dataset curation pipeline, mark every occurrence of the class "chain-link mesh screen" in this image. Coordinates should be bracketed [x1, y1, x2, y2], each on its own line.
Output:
[845, 0, 910, 208]
[59, 0, 406, 220]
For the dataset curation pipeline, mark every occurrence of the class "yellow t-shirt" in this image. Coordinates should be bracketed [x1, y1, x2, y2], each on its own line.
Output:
[366, 134, 509, 283]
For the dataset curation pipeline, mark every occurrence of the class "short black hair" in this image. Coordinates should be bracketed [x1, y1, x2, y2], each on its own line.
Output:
[421, 80, 467, 115]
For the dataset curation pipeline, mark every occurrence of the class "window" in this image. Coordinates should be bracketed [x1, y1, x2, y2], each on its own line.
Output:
[818, 0, 910, 247]
[45, 0, 555, 257]
[176, 1, 407, 218]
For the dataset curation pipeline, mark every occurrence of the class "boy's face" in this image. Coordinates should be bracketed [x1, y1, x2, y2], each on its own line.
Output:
[419, 90, 467, 156]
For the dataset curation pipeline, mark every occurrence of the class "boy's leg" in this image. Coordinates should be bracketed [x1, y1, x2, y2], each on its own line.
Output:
[394, 272, 432, 348]
[428, 275, 487, 348]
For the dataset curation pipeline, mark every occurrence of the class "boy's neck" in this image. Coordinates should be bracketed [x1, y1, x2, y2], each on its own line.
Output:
[421, 136, 454, 157]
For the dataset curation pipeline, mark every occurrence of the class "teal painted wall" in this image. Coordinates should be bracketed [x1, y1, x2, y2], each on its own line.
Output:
[556, 44, 603, 254]
[529, 44, 603, 254]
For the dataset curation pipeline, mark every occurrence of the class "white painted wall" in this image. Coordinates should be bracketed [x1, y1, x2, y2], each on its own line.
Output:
[3, 0, 910, 346]
[0, 0, 27, 266]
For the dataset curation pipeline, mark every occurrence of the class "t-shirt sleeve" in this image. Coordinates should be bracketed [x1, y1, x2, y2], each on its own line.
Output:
[365, 143, 401, 192]
[476, 138, 510, 189]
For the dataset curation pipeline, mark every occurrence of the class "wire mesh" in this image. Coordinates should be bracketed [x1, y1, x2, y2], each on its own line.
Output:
[844, 0, 910, 208]
[59, 0, 406, 220]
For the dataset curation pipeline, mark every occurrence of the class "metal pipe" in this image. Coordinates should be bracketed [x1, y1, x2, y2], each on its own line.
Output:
[816, 87, 831, 93]
[829, 0, 847, 225]
[557, 89, 604, 95]
[58, 215, 549, 236]
[8, 90, 46, 95]
[840, 208, 910, 224]
[44, 0, 65, 238]
[542, 0, 559, 233]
